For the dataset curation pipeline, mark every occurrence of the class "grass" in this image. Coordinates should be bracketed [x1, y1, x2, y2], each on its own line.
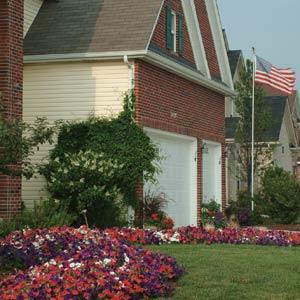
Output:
[146, 244, 300, 300]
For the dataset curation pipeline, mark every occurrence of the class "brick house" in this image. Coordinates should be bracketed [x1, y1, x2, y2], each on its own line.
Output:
[1, 0, 234, 226]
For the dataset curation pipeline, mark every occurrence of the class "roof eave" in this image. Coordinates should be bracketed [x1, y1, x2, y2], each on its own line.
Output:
[144, 50, 236, 97]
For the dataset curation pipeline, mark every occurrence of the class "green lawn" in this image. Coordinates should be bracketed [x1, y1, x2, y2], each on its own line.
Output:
[146, 244, 300, 300]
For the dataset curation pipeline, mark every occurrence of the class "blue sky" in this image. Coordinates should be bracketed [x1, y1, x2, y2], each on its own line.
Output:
[217, 0, 300, 90]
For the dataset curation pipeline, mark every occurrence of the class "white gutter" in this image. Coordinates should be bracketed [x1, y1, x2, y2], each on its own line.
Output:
[24, 50, 148, 63]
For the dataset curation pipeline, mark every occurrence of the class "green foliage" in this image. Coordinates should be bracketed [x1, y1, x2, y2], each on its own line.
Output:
[260, 166, 300, 224]
[41, 91, 160, 228]
[226, 192, 263, 226]
[0, 199, 75, 238]
[233, 59, 273, 191]
[0, 98, 58, 178]
[201, 200, 227, 229]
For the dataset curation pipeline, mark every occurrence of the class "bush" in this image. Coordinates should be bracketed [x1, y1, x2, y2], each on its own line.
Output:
[0, 199, 75, 238]
[260, 166, 300, 224]
[41, 92, 160, 228]
[226, 192, 263, 226]
[201, 200, 227, 229]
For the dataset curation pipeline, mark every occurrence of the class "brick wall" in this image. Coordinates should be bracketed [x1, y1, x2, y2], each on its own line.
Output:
[150, 0, 196, 68]
[194, 0, 221, 78]
[0, 0, 23, 219]
[134, 59, 226, 224]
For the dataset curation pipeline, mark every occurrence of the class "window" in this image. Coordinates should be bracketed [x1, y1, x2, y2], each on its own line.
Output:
[166, 7, 184, 54]
[166, 7, 176, 51]
[282, 146, 285, 154]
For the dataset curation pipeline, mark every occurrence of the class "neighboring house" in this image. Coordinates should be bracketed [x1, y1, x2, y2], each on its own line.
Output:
[225, 46, 299, 200]
[225, 49, 244, 117]
[0, 0, 235, 226]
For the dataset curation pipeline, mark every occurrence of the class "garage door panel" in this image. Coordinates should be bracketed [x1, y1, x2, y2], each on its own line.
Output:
[144, 130, 197, 227]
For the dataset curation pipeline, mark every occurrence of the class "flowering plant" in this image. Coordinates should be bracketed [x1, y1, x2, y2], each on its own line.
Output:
[105, 226, 300, 247]
[162, 217, 175, 230]
[201, 200, 227, 229]
[0, 226, 183, 299]
[1, 225, 300, 299]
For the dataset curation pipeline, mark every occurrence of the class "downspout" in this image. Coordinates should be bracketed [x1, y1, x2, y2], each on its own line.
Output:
[123, 55, 134, 90]
[123, 55, 135, 225]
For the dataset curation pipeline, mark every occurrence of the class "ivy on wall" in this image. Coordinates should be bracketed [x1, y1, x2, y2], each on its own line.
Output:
[41, 91, 161, 227]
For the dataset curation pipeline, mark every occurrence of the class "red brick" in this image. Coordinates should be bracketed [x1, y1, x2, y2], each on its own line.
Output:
[0, 0, 23, 219]
[134, 59, 226, 225]
[151, 0, 196, 67]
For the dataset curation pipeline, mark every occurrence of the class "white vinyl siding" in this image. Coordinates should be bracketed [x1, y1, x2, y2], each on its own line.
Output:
[24, 0, 44, 37]
[273, 119, 293, 173]
[23, 61, 130, 207]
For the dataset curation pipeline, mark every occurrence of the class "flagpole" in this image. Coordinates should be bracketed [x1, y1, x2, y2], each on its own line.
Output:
[251, 47, 256, 211]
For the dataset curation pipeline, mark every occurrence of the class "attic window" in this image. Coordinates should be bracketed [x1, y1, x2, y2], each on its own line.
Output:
[166, 7, 176, 51]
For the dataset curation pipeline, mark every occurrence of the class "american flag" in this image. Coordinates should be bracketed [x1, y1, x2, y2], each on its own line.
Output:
[255, 56, 296, 95]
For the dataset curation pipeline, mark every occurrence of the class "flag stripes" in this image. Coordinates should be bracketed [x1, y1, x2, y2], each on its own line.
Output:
[255, 56, 296, 95]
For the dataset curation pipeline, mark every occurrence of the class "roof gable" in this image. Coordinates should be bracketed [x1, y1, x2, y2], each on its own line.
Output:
[24, 0, 163, 55]
[226, 96, 288, 142]
[227, 50, 242, 78]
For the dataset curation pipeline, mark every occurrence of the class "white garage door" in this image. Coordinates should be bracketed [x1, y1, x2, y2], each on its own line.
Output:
[202, 141, 222, 205]
[144, 128, 197, 227]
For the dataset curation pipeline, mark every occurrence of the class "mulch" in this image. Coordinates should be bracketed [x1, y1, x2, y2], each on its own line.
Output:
[266, 224, 300, 232]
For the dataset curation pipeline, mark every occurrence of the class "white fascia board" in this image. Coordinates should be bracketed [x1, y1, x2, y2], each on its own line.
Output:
[144, 50, 236, 97]
[181, 0, 210, 78]
[205, 0, 234, 89]
[24, 50, 148, 64]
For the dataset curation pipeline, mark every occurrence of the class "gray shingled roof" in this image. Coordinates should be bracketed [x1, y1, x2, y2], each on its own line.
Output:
[225, 117, 239, 139]
[24, 0, 163, 56]
[226, 96, 287, 142]
[227, 50, 242, 78]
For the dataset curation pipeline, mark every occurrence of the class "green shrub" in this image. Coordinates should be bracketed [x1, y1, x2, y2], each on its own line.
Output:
[226, 192, 263, 226]
[41, 92, 160, 228]
[260, 166, 300, 224]
[0, 199, 75, 238]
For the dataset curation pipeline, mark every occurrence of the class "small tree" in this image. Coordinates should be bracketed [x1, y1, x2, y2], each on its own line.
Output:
[0, 96, 58, 219]
[0, 99, 57, 179]
[260, 166, 300, 224]
[231, 59, 273, 193]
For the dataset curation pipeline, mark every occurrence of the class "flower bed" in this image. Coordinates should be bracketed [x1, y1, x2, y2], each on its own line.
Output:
[0, 226, 183, 299]
[1, 226, 300, 299]
[105, 226, 300, 247]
